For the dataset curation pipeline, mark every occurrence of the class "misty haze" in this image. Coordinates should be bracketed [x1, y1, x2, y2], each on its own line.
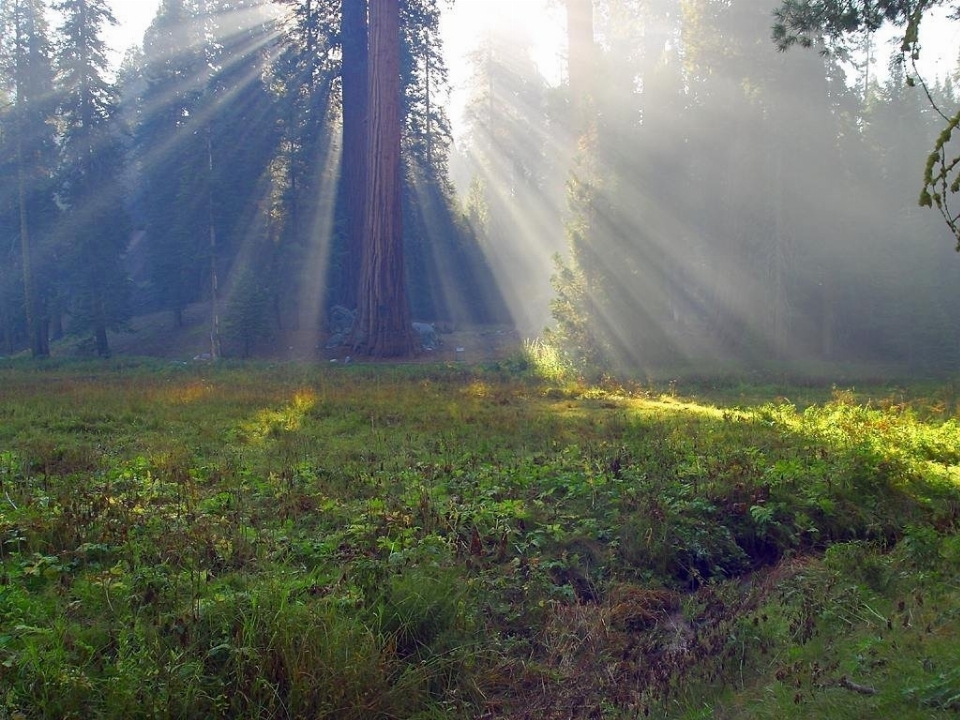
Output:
[1, 0, 956, 369]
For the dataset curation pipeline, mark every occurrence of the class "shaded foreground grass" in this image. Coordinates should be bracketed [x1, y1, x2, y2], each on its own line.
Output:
[0, 359, 958, 718]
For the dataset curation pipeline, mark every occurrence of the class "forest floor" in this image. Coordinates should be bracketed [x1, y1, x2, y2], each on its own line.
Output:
[0, 361, 958, 718]
[93, 301, 524, 364]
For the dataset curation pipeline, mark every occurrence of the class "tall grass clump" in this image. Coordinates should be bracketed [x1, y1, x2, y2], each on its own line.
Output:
[520, 338, 577, 385]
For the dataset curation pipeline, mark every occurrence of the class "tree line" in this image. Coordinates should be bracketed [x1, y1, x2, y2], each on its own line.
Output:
[2, 0, 958, 370]
[0, 0, 506, 360]
[455, 0, 960, 373]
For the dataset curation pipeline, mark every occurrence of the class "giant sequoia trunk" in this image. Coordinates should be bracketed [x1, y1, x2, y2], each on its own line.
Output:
[352, 0, 416, 358]
[339, 0, 368, 309]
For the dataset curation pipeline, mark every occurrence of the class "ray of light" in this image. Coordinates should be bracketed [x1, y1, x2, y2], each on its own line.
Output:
[122, 4, 344, 359]
[291, 125, 341, 358]
[485, 0, 908, 370]
[454, 70, 576, 334]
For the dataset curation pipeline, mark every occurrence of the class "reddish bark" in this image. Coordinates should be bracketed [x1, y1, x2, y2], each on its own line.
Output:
[353, 0, 416, 358]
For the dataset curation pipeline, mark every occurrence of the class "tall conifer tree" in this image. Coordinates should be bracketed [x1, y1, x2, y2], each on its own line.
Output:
[54, 0, 130, 356]
[139, 0, 207, 327]
[339, 0, 367, 309]
[0, 0, 58, 356]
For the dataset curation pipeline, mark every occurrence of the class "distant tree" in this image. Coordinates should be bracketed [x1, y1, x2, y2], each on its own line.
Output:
[550, 0, 609, 366]
[853, 53, 960, 367]
[352, 0, 416, 357]
[138, 0, 208, 327]
[53, 0, 131, 357]
[0, 91, 18, 353]
[551, 0, 677, 369]
[566, 0, 595, 120]
[222, 267, 272, 357]
[0, 0, 59, 357]
[400, 0, 451, 171]
[270, 0, 338, 326]
[397, 0, 446, 320]
[549, 126, 616, 369]
[195, 0, 281, 356]
[457, 22, 564, 331]
[773, 0, 960, 244]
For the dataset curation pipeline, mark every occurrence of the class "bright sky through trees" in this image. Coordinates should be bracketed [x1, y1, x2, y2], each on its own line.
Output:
[101, 0, 566, 70]
[103, 0, 159, 65]
[439, 0, 565, 136]
[103, 0, 955, 130]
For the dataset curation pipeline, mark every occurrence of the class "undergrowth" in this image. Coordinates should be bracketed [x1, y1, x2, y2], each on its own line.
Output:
[0, 359, 958, 718]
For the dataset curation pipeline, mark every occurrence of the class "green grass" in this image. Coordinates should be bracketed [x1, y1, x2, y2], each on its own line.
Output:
[0, 358, 958, 718]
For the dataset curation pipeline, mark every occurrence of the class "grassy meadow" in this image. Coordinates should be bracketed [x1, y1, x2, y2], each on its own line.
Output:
[0, 356, 959, 718]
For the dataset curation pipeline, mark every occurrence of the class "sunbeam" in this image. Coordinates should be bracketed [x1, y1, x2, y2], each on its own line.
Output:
[444, 0, 960, 374]
[291, 119, 341, 358]
[2, 0, 955, 369]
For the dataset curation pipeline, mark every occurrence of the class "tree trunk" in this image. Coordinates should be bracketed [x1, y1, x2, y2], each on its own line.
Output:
[353, 0, 415, 358]
[207, 125, 221, 360]
[340, 0, 368, 309]
[13, 0, 46, 358]
[16, 122, 45, 358]
[0, 260, 11, 354]
[93, 293, 110, 358]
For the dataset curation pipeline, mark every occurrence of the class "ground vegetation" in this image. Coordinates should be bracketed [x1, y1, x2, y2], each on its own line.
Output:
[0, 358, 958, 718]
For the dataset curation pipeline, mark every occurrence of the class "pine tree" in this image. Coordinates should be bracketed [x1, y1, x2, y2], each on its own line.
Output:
[0, 0, 59, 356]
[457, 19, 564, 332]
[0, 88, 17, 352]
[53, 0, 130, 356]
[338, 0, 367, 310]
[270, 0, 339, 328]
[138, 0, 208, 327]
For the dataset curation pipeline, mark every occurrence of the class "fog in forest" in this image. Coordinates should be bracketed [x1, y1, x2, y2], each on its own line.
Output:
[447, 0, 960, 373]
[1, 0, 958, 372]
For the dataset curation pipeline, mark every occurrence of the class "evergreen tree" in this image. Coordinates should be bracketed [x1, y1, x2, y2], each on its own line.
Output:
[398, 0, 461, 322]
[457, 20, 565, 332]
[269, 0, 502, 348]
[196, 0, 281, 355]
[138, 0, 208, 327]
[270, 0, 339, 329]
[337, 0, 366, 309]
[0, 0, 59, 357]
[0, 88, 20, 353]
[53, 0, 130, 356]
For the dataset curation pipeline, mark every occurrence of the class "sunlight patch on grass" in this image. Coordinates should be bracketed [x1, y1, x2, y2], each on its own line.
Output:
[465, 380, 491, 398]
[239, 388, 317, 441]
[162, 381, 216, 405]
[638, 396, 734, 419]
